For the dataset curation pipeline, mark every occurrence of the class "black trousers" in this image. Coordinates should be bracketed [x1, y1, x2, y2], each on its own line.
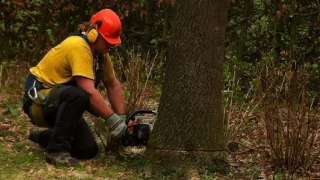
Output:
[24, 75, 98, 159]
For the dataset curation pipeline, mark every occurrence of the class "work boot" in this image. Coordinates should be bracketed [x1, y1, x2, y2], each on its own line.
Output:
[28, 130, 49, 148]
[45, 152, 79, 166]
[28, 130, 42, 144]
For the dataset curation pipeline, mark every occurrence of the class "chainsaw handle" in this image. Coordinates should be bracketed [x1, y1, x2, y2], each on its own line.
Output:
[126, 110, 156, 123]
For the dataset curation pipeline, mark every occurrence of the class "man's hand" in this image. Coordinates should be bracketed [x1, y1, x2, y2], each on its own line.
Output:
[105, 113, 127, 138]
[105, 114, 127, 152]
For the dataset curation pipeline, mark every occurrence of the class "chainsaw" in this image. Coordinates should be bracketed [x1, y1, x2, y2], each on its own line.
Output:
[121, 110, 157, 147]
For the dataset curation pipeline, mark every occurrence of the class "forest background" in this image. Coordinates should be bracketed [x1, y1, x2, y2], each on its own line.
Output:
[0, 0, 320, 179]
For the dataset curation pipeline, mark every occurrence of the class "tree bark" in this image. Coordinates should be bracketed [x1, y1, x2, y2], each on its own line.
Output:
[147, 0, 230, 164]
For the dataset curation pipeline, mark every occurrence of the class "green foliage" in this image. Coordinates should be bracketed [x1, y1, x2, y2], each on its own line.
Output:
[1, 0, 319, 89]
[225, 0, 320, 101]
[0, 0, 173, 61]
[0, 99, 21, 119]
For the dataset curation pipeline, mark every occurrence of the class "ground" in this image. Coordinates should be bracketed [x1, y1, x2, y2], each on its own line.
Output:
[0, 76, 220, 179]
[0, 96, 226, 179]
[0, 89, 299, 180]
[0, 62, 319, 179]
[0, 95, 176, 179]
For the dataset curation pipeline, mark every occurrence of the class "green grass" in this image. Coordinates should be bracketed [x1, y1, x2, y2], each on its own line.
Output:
[0, 98, 185, 179]
[0, 140, 142, 179]
[0, 142, 43, 179]
[0, 83, 228, 179]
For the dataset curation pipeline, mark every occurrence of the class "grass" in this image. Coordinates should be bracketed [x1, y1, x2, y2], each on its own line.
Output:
[0, 61, 180, 179]
[0, 136, 141, 179]
[1, 60, 319, 179]
[0, 88, 200, 180]
[0, 99, 229, 180]
[0, 142, 44, 179]
[0, 92, 139, 179]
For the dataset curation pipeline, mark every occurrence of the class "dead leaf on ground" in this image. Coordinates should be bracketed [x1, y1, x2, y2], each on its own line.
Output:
[0, 123, 10, 130]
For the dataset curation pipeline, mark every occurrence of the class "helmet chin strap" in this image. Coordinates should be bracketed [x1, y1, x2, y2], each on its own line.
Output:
[95, 20, 102, 29]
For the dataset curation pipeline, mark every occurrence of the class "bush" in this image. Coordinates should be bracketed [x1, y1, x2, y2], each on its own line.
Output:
[0, 0, 172, 61]
[258, 62, 320, 175]
[114, 49, 161, 113]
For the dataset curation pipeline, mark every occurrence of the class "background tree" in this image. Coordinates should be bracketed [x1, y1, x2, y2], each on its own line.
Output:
[147, 0, 230, 165]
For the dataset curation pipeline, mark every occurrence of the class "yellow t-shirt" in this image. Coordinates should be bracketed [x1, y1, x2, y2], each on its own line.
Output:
[30, 36, 115, 86]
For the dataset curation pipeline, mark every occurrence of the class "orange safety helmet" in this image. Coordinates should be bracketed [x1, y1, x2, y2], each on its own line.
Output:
[90, 9, 122, 46]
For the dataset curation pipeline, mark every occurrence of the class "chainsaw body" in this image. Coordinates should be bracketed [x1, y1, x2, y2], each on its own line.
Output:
[121, 110, 156, 147]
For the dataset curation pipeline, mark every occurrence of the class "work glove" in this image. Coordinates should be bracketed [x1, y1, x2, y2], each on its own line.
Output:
[105, 114, 127, 139]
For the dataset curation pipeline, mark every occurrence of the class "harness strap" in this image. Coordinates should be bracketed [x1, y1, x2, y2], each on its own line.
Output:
[69, 33, 104, 87]
[23, 74, 61, 127]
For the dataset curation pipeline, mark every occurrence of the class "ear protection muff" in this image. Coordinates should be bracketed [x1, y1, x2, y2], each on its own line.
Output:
[87, 28, 98, 43]
[86, 21, 102, 43]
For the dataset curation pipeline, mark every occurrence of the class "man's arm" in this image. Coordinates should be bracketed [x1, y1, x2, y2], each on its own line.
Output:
[75, 76, 127, 138]
[75, 76, 114, 119]
[104, 78, 126, 114]
[101, 54, 126, 114]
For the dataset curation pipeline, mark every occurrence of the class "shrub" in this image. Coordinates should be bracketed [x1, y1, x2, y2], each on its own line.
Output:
[258, 62, 320, 175]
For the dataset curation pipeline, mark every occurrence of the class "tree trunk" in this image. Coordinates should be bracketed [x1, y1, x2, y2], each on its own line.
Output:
[147, 0, 230, 164]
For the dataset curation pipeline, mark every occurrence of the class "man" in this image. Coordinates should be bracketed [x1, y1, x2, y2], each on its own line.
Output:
[22, 9, 127, 166]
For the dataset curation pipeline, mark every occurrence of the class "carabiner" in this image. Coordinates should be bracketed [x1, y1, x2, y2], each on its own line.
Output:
[27, 81, 38, 101]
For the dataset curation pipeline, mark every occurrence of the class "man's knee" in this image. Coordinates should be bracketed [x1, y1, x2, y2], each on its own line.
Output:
[61, 86, 90, 105]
